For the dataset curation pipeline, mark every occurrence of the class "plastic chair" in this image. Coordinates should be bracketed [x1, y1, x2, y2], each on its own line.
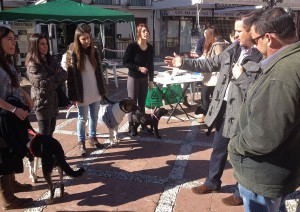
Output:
[101, 61, 118, 88]
[101, 62, 109, 85]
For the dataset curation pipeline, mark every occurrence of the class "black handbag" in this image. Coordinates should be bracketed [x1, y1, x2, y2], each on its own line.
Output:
[57, 85, 70, 107]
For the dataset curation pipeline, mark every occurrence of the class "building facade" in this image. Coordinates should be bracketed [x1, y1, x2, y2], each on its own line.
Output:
[1, 0, 300, 59]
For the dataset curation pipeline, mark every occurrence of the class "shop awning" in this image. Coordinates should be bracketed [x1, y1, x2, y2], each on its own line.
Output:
[191, 0, 300, 9]
[153, 0, 300, 10]
[0, 0, 135, 24]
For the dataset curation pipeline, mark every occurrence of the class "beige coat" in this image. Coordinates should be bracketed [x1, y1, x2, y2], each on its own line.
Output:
[202, 40, 229, 86]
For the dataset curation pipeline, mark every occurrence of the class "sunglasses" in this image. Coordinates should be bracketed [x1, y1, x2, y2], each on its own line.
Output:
[251, 34, 265, 45]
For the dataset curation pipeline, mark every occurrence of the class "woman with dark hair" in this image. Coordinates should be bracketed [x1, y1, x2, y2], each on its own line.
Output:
[64, 24, 107, 156]
[0, 26, 34, 210]
[123, 23, 154, 137]
[198, 26, 229, 123]
[26, 33, 67, 137]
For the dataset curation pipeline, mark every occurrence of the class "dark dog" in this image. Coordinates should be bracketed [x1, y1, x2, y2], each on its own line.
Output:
[5, 96, 84, 204]
[195, 104, 212, 136]
[131, 107, 168, 139]
[27, 132, 85, 204]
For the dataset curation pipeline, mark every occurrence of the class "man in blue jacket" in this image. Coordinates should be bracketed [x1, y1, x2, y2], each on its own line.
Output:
[228, 7, 300, 211]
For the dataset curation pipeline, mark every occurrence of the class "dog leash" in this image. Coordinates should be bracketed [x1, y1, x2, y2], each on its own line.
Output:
[27, 129, 40, 157]
[150, 89, 154, 116]
[103, 95, 115, 104]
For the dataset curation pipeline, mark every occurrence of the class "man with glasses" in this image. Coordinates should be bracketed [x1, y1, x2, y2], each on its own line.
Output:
[164, 10, 263, 206]
[228, 7, 300, 211]
[251, 35, 264, 45]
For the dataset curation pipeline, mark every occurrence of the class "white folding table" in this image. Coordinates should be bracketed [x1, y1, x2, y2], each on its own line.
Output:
[154, 73, 203, 123]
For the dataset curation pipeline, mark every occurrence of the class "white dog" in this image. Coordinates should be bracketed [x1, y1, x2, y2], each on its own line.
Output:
[66, 97, 136, 146]
[98, 97, 136, 146]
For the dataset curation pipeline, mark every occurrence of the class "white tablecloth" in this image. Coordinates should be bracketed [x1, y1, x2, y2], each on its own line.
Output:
[154, 73, 203, 85]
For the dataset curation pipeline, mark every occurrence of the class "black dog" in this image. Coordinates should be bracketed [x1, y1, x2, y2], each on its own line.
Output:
[131, 107, 168, 139]
[27, 131, 85, 204]
[5, 96, 84, 204]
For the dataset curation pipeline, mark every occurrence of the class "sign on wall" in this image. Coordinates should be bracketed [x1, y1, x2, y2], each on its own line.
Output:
[9, 21, 36, 65]
[162, 10, 239, 18]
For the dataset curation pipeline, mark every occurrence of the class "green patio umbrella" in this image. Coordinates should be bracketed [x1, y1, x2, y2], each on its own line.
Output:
[0, 0, 136, 54]
[0, 0, 134, 24]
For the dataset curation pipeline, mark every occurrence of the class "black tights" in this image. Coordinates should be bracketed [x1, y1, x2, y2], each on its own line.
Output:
[127, 76, 148, 122]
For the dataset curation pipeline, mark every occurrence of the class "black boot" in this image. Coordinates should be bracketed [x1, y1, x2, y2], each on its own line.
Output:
[0, 175, 33, 210]
[10, 174, 32, 193]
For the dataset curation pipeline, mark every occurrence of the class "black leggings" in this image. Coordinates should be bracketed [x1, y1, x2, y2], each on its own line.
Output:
[37, 117, 57, 137]
[127, 76, 148, 122]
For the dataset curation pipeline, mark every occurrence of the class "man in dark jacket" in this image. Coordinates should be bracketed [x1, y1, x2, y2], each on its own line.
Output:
[228, 8, 300, 211]
[164, 11, 263, 206]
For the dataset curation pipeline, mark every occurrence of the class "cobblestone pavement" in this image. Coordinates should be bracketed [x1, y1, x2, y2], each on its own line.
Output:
[2, 63, 299, 212]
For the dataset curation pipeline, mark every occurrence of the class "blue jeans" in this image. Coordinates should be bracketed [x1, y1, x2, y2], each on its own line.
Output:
[238, 184, 287, 212]
[77, 101, 100, 143]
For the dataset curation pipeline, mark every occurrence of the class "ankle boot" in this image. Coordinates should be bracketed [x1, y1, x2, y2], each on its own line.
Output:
[89, 137, 104, 149]
[3, 197, 33, 210]
[78, 142, 86, 156]
[0, 175, 32, 210]
[10, 174, 32, 193]
[0, 175, 15, 208]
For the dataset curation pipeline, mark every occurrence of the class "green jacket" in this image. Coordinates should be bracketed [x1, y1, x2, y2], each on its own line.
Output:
[228, 41, 300, 198]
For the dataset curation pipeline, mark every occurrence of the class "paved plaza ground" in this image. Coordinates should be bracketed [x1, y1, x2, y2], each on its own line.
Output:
[1, 63, 299, 212]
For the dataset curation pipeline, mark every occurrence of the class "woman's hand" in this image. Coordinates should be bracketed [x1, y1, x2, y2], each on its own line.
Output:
[71, 101, 77, 106]
[232, 63, 244, 79]
[0, 98, 28, 120]
[164, 52, 182, 68]
[14, 107, 30, 121]
[139, 67, 148, 74]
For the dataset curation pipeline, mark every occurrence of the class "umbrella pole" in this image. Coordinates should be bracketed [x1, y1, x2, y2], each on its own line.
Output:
[0, 0, 4, 11]
[48, 24, 54, 55]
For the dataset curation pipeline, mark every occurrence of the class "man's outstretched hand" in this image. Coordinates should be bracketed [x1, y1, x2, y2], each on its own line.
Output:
[164, 52, 182, 68]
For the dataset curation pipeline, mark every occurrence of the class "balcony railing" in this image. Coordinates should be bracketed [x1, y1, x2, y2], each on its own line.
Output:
[93, 0, 120, 5]
[100, 41, 171, 61]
